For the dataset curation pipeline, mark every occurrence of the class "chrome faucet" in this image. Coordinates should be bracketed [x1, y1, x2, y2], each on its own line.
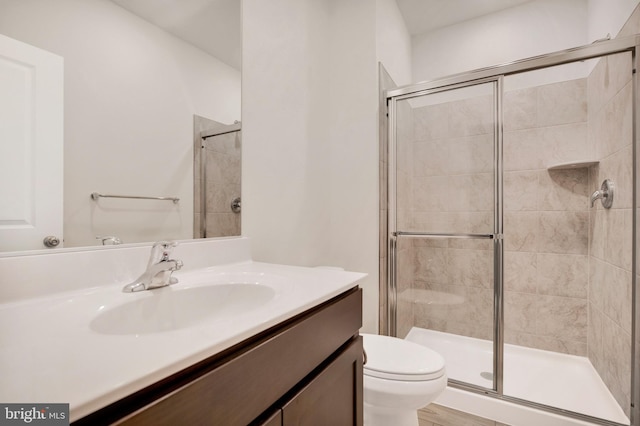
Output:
[122, 241, 183, 292]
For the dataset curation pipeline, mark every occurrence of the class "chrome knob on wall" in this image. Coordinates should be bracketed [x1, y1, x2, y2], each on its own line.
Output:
[231, 197, 241, 213]
[590, 179, 614, 209]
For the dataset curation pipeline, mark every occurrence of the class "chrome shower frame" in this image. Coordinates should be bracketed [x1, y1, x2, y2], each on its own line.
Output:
[383, 35, 640, 426]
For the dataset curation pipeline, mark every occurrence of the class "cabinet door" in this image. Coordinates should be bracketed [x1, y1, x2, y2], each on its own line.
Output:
[282, 337, 363, 426]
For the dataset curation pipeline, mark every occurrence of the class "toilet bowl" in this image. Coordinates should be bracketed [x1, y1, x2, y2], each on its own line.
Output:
[362, 333, 447, 426]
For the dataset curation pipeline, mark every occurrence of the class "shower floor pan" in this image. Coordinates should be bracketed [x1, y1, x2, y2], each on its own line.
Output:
[405, 327, 629, 425]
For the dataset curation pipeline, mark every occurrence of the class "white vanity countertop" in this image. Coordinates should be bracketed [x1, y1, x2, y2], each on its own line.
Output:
[0, 260, 365, 422]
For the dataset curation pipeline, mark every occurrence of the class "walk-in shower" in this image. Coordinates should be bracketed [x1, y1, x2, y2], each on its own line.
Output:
[383, 35, 639, 426]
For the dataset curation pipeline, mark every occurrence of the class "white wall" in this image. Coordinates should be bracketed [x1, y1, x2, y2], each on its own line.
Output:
[242, 0, 333, 267]
[412, 0, 589, 85]
[588, 0, 640, 41]
[327, 0, 379, 334]
[242, 0, 380, 332]
[0, 0, 241, 248]
[376, 0, 412, 86]
[410, 0, 640, 87]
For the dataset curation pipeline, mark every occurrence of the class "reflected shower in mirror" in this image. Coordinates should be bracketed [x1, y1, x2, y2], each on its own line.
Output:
[194, 116, 242, 238]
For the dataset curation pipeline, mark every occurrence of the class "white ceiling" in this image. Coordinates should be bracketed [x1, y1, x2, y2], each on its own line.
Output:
[110, 0, 534, 71]
[395, 0, 534, 35]
[110, 0, 241, 71]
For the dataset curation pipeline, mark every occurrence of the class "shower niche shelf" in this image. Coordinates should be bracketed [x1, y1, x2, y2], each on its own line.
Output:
[546, 160, 599, 171]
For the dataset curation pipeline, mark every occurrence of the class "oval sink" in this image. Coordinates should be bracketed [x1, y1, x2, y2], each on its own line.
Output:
[90, 284, 275, 335]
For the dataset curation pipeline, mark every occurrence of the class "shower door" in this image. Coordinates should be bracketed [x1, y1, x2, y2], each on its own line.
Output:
[387, 78, 503, 392]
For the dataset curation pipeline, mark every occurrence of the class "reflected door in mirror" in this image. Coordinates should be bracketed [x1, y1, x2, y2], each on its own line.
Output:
[0, 34, 63, 251]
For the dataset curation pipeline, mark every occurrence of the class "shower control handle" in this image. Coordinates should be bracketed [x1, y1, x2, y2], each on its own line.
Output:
[590, 179, 614, 209]
[231, 197, 241, 213]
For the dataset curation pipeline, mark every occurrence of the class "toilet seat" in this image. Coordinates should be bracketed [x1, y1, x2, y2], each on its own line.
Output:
[362, 333, 445, 382]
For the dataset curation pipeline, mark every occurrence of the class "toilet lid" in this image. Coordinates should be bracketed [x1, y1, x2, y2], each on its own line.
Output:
[362, 333, 445, 381]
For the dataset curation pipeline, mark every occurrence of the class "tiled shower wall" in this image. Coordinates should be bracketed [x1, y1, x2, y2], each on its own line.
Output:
[193, 115, 242, 238]
[587, 51, 633, 415]
[395, 55, 633, 414]
[501, 78, 590, 355]
[399, 82, 592, 345]
[584, 7, 638, 415]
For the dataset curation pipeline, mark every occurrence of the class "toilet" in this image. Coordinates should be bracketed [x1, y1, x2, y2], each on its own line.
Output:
[361, 333, 447, 426]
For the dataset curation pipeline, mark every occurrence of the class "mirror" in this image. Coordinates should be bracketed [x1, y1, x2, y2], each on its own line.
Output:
[0, 0, 241, 253]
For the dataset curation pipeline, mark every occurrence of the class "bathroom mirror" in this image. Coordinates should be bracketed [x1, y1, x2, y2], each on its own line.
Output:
[0, 0, 241, 253]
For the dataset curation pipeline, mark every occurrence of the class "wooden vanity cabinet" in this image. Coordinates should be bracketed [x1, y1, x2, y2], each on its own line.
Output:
[73, 287, 363, 426]
[277, 337, 363, 425]
[254, 335, 362, 426]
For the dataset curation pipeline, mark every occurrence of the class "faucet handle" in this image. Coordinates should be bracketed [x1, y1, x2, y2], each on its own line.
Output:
[96, 235, 122, 245]
[591, 179, 614, 209]
[148, 240, 179, 264]
[152, 240, 178, 250]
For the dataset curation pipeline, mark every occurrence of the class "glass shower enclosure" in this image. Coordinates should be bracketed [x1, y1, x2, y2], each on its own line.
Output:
[384, 36, 639, 426]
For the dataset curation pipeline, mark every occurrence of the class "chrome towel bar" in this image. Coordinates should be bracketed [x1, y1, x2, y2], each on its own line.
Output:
[90, 192, 180, 204]
[394, 231, 496, 239]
